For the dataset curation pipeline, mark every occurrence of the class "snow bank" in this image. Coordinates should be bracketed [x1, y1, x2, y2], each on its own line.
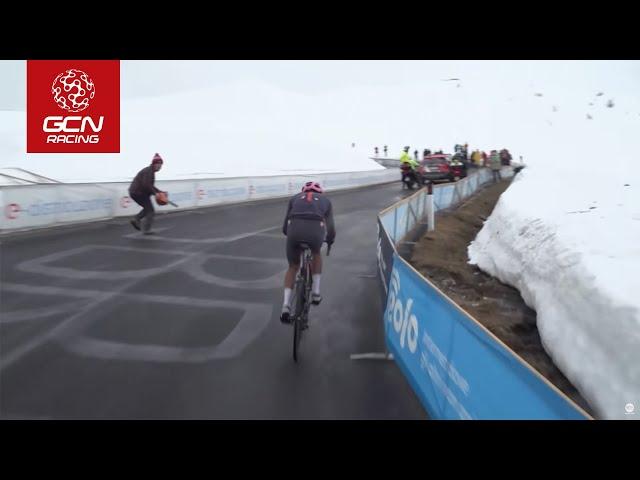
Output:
[469, 124, 640, 418]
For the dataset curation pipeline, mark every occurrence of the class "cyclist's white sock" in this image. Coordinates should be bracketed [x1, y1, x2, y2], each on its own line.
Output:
[283, 288, 292, 307]
[312, 274, 321, 295]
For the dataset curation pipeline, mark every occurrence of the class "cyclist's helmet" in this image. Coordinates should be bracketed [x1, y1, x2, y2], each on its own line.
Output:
[301, 181, 323, 193]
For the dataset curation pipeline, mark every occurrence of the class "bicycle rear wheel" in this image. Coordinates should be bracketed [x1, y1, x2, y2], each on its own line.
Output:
[293, 314, 301, 362]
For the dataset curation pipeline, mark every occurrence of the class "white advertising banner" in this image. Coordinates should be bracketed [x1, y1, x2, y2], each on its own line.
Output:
[1, 184, 114, 231]
[194, 178, 250, 207]
[1, 169, 399, 233]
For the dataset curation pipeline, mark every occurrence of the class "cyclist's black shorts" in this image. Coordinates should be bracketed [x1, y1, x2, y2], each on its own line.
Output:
[286, 218, 326, 265]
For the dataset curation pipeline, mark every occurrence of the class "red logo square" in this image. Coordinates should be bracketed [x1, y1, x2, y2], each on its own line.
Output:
[27, 60, 120, 153]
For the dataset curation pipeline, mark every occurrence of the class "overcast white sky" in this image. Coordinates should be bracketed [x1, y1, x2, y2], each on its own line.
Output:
[1, 60, 638, 182]
[2, 60, 639, 110]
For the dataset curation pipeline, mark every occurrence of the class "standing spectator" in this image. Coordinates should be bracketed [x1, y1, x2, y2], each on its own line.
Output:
[414, 149, 418, 160]
[471, 149, 482, 166]
[481, 151, 488, 166]
[504, 148, 512, 165]
[490, 150, 501, 182]
[374, 146, 379, 157]
[499, 149, 510, 166]
[384, 145, 388, 157]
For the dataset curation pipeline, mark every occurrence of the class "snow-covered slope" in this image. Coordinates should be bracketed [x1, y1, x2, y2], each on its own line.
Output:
[469, 121, 640, 419]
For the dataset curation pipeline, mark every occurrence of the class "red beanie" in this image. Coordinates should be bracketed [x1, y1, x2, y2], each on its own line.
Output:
[152, 153, 163, 164]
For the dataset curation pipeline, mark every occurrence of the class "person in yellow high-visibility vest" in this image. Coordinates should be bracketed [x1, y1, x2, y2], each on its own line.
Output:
[400, 146, 419, 169]
[471, 149, 483, 166]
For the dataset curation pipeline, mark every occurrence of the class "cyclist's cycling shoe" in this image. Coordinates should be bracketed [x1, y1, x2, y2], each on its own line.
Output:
[311, 294, 322, 305]
[280, 305, 292, 324]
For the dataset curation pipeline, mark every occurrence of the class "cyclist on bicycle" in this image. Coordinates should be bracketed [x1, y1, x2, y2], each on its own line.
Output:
[280, 181, 336, 324]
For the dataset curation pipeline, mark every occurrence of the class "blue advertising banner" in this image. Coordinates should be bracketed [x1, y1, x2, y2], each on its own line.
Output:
[384, 254, 588, 420]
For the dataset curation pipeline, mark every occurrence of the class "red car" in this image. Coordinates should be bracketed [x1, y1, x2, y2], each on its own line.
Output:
[419, 154, 467, 182]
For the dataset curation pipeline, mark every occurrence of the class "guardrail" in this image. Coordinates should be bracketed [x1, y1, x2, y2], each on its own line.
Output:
[376, 166, 592, 419]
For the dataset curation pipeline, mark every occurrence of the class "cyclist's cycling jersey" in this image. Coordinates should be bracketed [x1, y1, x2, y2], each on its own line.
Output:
[283, 192, 336, 243]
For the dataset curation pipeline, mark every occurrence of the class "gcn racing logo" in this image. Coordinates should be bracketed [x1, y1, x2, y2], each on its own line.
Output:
[27, 60, 120, 153]
[45, 69, 102, 145]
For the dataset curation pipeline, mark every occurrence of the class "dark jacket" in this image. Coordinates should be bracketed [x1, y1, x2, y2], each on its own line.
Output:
[129, 166, 161, 197]
[283, 192, 336, 243]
